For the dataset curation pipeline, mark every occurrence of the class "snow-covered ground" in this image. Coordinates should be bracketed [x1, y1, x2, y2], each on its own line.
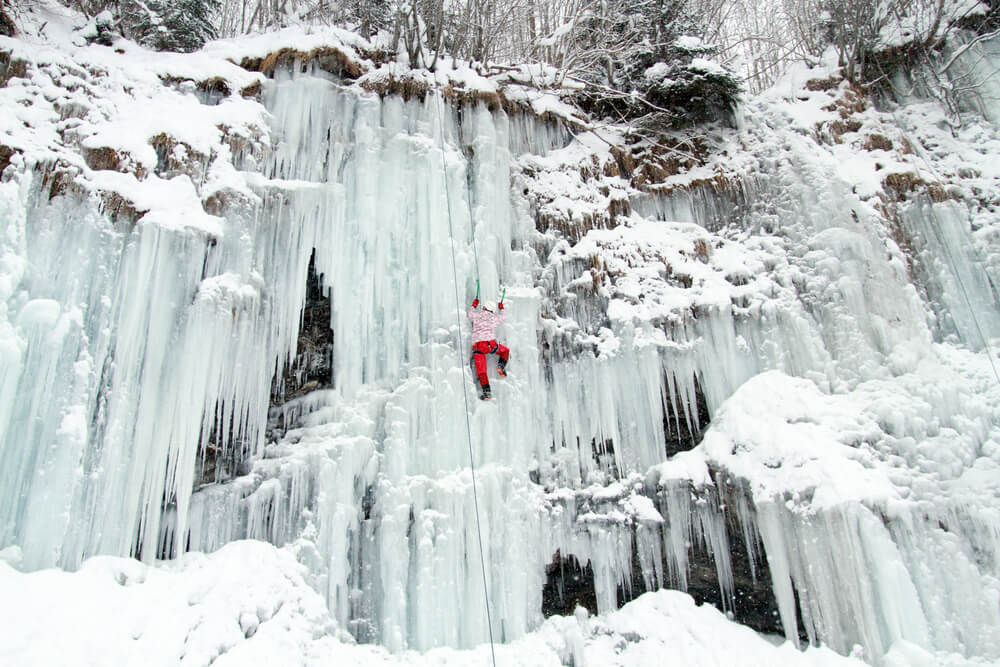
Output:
[3, 3, 1000, 666]
[0, 539, 864, 667]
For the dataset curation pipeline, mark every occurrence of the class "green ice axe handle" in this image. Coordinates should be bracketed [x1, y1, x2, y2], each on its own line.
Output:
[476, 280, 480, 300]
[500, 287, 506, 304]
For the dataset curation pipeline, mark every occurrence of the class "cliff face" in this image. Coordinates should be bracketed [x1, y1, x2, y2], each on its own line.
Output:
[1, 26, 1000, 665]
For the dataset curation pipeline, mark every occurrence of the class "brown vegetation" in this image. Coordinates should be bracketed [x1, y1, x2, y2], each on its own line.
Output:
[360, 75, 432, 102]
[98, 191, 143, 224]
[878, 202, 919, 282]
[693, 238, 711, 261]
[606, 146, 635, 179]
[815, 81, 870, 143]
[198, 76, 231, 98]
[607, 196, 631, 219]
[358, 73, 587, 132]
[533, 200, 630, 242]
[0, 50, 27, 87]
[823, 82, 867, 117]
[674, 273, 694, 288]
[149, 133, 208, 180]
[828, 118, 864, 141]
[628, 136, 710, 189]
[241, 46, 365, 79]
[204, 188, 254, 216]
[240, 81, 262, 100]
[83, 146, 148, 179]
[0, 144, 15, 177]
[926, 183, 948, 203]
[217, 123, 266, 166]
[864, 133, 893, 151]
[651, 171, 736, 198]
[84, 146, 125, 172]
[443, 83, 504, 112]
[882, 172, 951, 203]
[39, 163, 82, 201]
[883, 171, 922, 195]
[37, 161, 144, 225]
[160, 74, 237, 99]
[805, 76, 841, 92]
[536, 211, 605, 241]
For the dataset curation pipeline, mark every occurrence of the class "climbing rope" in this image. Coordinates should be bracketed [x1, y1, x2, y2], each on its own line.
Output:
[437, 91, 498, 667]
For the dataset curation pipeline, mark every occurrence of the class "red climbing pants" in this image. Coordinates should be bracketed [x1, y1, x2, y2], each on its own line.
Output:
[472, 340, 509, 388]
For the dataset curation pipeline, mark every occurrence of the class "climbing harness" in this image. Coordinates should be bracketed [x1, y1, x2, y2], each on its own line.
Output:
[437, 92, 498, 667]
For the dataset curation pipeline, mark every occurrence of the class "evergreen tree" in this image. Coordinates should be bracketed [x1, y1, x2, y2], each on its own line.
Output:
[637, 35, 741, 128]
[121, 0, 220, 52]
[572, 0, 740, 128]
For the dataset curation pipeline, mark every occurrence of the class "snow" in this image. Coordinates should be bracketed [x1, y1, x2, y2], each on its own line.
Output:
[879, 1, 990, 48]
[0, 539, 865, 667]
[536, 18, 580, 48]
[675, 35, 709, 51]
[89, 171, 225, 235]
[645, 61, 671, 81]
[1, 10, 1000, 667]
[204, 25, 373, 65]
[689, 57, 728, 77]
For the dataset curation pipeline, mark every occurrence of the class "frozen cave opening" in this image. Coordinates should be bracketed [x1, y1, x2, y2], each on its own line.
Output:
[191, 250, 333, 492]
[663, 374, 711, 457]
[272, 250, 335, 404]
[542, 550, 598, 617]
[266, 250, 335, 439]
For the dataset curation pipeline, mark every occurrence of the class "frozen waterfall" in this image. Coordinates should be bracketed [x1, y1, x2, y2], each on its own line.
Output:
[1, 42, 1000, 666]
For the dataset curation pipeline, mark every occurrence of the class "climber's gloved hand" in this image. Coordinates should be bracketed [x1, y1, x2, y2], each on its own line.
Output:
[498, 302, 504, 310]
[472, 299, 479, 308]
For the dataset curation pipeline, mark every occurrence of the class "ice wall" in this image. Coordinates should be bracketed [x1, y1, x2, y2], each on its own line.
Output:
[2, 44, 1000, 665]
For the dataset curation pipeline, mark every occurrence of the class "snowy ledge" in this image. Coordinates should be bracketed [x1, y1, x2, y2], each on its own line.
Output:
[206, 27, 589, 127]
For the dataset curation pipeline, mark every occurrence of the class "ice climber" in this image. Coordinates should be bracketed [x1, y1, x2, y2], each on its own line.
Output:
[468, 297, 509, 401]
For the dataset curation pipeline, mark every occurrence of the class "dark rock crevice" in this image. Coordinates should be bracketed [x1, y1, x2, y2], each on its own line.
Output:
[609, 511, 786, 637]
[194, 405, 255, 489]
[193, 250, 334, 488]
[663, 373, 711, 457]
[540, 478, 792, 641]
[542, 551, 599, 617]
[270, 250, 335, 407]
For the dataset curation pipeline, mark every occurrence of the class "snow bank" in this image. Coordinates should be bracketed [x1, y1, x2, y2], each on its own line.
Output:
[0, 541, 346, 667]
[0, 540, 865, 667]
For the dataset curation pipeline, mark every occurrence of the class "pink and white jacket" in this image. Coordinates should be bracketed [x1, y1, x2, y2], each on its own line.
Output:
[468, 304, 506, 343]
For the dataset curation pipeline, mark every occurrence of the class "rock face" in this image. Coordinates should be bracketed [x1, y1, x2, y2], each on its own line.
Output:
[0, 11, 15, 38]
[272, 252, 335, 405]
